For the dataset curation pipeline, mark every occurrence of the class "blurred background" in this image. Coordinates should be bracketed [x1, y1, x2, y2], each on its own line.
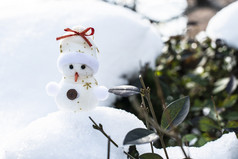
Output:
[102, 0, 238, 148]
[0, 0, 238, 148]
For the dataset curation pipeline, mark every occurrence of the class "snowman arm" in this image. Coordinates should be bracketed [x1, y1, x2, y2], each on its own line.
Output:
[93, 86, 109, 101]
[46, 81, 60, 96]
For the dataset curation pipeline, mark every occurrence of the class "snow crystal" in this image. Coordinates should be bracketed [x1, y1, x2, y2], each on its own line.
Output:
[1, 107, 150, 159]
[206, 1, 238, 49]
[0, 0, 162, 139]
[158, 132, 238, 159]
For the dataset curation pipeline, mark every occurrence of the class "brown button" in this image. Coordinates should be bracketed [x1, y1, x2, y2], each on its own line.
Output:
[66, 89, 78, 100]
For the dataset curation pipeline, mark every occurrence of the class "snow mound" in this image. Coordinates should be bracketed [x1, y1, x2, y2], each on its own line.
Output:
[158, 132, 238, 159]
[137, 0, 187, 21]
[156, 16, 188, 39]
[206, 1, 238, 49]
[1, 107, 150, 159]
[0, 0, 163, 138]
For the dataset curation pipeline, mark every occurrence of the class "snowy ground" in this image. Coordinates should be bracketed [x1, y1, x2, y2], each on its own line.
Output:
[1, 107, 237, 159]
[158, 132, 238, 159]
[0, 107, 150, 159]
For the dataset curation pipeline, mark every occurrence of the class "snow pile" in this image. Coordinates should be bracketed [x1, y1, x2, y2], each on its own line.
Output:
[137, 0, 187, 21]
[206, 1, 238, 49]
[2, 106, 237, 159]
[0, 0, 162, 137]
[158, 132, 238, 159]
[1, 107, 149, 159]
[156, 16, 188, 39]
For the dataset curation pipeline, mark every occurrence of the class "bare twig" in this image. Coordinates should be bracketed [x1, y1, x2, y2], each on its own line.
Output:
[139, 75, 169, 159]
[138, 75, 190, 159]
[89, 116, 118, 147]
[176, 136, 189, 159]
[107, 138, 111, 159]
[89, 117, 136, 159]
[140, 95, 154, 154]
[154, 76, 166, 110]
[211, 96, 222, 131]
[139, 75, 158, 123]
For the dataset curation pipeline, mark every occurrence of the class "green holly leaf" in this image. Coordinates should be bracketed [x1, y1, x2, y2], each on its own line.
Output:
[161, 96, 190, 130]
[139, 153, 163, 159]
[123, 128, 159, 145]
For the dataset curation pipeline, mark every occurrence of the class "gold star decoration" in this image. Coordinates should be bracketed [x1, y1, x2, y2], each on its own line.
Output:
[60, 45, 63, 53]
[96, 47, 100, 53]
[94, 79, 98, 86]
[83, 82, 92, 90]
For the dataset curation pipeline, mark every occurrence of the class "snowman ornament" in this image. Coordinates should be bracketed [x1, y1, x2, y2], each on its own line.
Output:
[46, 26, 108, 111]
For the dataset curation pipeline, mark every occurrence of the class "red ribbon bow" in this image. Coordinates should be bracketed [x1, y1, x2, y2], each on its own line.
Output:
[56, 27, 95, 47]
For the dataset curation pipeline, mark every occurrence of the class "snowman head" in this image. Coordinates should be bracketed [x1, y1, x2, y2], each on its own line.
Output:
[56, 26, 99, 80]
[61, 62, 94, 82]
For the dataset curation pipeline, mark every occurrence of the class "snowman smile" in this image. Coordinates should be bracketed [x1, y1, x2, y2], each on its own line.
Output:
[75, 72, 79, 82]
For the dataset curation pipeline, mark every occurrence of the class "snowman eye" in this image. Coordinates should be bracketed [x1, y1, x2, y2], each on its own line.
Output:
[69, 64, 74, 69]
[81, 65, 86, 69]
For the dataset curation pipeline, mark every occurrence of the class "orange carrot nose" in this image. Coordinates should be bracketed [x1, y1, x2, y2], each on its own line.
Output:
[75, 72, 79, 82]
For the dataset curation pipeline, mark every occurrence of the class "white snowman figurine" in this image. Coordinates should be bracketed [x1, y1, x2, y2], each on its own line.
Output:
[46, 26, 108, 111]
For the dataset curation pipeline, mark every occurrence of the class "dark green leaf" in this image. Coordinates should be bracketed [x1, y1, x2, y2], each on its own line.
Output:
[161, 96, 190, 130]
[226, 75, 237, 94]
[198, 117, 220, 132]
[182, 134, 197, 143]
[139, 153, 163, 159]
[223, 127, 238, 133]
[226, 121, 238, 128]
[221, 95, 238, 108]
[123, 128, 159, 145]
[108, 85, 140, 97]
[224, 112, 238, 120]
[196, 136, 207, 147]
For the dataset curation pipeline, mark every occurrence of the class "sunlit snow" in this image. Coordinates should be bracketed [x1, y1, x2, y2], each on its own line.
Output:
[206, 1, 238, 49]
[0, 0, 162, 138]
[136, 0, 187, 22]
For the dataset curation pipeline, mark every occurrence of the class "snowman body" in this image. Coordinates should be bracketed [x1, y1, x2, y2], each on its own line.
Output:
[46, 26, 108, 112]
[56, 76, 98, 111]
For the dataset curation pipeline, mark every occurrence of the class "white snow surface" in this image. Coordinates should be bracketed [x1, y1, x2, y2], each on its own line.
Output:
[1, 106, 237, 159]
[0, 0, 163, 139]
[0, 107, 150, 159]
[158, 132, 238, 159]
[137, 0, 187, 22]
[206, 1, 238, 49]
[156, 16, 188, 39]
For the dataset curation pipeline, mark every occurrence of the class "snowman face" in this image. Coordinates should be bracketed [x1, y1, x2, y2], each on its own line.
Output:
[61, 63, 94, 80]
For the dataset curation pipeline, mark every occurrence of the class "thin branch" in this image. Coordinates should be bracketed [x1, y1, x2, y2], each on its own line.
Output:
[89, 117, 136, 159]
[154, 75, 174, 131]
[107, 138, 111, 159]
[138, 75, 190, 159]
[140, 94, 154, 154]
[139, 75, 169, 159]
[139, 75, 158, 123]
[211, 96, 222, 131]
[89, 116, 118, 147]
[154, 76, 166, 110]
[176, 136, 189, 159]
